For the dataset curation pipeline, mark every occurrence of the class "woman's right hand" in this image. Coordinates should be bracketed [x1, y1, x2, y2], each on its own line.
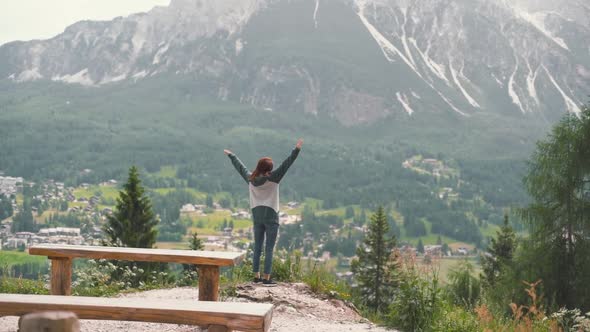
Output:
[224, 149, 233, 155]
[296, 139, 304, 149]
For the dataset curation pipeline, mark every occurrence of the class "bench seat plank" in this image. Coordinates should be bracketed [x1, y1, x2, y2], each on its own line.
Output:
[29, 245, 244, 266]
[0, 294, 273, 332]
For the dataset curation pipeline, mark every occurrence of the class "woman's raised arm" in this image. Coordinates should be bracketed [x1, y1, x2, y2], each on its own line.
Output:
[225, 149, 251, 183]
[270, 139, 303, 183]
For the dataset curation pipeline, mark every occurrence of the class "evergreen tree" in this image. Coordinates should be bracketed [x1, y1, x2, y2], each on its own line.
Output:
[520, 107, 590, 309]
[351, 206, 399, 313]
[103, 166, 158, 248]
[448, 260, 481, 308]
[481, 214, 516, 287]
[405, 216, 427, 237]
[436, 235, 442, 246]
[189, 232, 204, 251]
[0, 194, 13, 220]
[345, 206, 355, 219]
[416, 238, 424, 254]
[183, 232, 205, 274]
[359, 209, 367, 224]
[59, 200, 68, 212]
[229, 220, 234, 230]
[387, 214, 401, 238]
[206, 194, 214, 208]
[11, 198, 35, 232]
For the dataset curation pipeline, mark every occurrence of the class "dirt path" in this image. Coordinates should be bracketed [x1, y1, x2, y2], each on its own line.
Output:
[0, 283, 397, 332]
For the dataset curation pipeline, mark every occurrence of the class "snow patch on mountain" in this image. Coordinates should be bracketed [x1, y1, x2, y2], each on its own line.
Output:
[16, 68, 43, 82]
[101, 73, 128, 84]
[508, 63, 526, 113]
[449, 61, 480, 108]
[526, 65, 540, 105]
[314, 0, 320, 29]
[542, 65, 581, 115]
[396, 92, 414, 115]
[52, 69, 95, 86]
[409, 38, 449, 84]
[235, 39, 244, 55]
[152, 43, 170, 65]
[504, 1, 570, 50]
[356, 0, 421, 77]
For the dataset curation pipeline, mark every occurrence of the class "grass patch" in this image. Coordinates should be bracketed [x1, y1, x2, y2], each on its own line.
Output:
[151, 188, 207, 201]
[0, 250, 48, 266]
[429, 257, 481, 284]
[73, 185, 119, 201]
[156, 242, 190, 249]
[153, 166, 177, 178]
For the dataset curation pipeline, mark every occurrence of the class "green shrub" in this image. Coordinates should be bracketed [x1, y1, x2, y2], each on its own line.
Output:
[0, 277, 48, 295]
[446, 260, 481, 308]
[0, 262, 48, 294]
[432, 303, 481, 332]
[386, 253, 442, 332]
[271, 250, 303, 282]
[71, 259, 174, 297]
[303, 261, 351, 301]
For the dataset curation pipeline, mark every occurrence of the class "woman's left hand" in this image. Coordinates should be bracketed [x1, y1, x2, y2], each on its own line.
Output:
[224, 149, 233, 155]
[296, 139, 304, 149]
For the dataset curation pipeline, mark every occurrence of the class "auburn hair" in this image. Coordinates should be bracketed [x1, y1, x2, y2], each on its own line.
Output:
[250, 157, 273, 181]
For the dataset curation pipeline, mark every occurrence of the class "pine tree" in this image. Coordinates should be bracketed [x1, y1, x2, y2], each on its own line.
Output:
[416, 238, 425, 254]
[345, 206, 355, 219]
[11, 198, 35, 232]
[0, 194, 13, 220]
[188, 232, 205, 251]
[351, 206, 399, 313]
[481, 214, 516, 287]
[103, 166, 158, 248]
[520, 107, 590, 309]
[183, 232, 205, 275]
[359, 209, 367, 224]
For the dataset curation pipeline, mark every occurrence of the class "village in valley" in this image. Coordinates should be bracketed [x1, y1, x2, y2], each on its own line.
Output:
[1, 163, 481, 285]
[0, 170, 307, 253]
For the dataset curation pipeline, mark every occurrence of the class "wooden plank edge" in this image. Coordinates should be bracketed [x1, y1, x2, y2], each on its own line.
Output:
[0, 305, 269, 331]
[263, 306, 274, 332]
[29, 248, 240, 266]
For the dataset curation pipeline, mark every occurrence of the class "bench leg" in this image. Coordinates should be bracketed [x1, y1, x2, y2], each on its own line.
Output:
[207, 325, 232, 332]
[50, 257, 72, 296]
[197, 265, 220, 301]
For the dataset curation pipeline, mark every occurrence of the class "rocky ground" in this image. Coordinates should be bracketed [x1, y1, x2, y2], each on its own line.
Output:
[0, 283, 396, 332]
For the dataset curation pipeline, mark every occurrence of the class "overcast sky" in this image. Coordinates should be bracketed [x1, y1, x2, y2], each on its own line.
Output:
[0, 0, 171, 46]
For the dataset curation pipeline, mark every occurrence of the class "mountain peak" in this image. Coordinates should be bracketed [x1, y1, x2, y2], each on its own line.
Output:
[1, 0, 588, 124]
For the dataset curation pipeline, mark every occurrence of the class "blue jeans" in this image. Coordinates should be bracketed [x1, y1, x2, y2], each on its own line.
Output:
[252, 219, 279, 275]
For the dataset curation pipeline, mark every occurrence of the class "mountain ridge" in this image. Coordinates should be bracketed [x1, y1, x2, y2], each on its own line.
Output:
[1, 0, 588, 124]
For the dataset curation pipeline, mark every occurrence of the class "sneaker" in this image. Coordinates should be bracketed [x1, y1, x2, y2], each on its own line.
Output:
[262, 279, 277, 287]
[253, 277, 263, 284]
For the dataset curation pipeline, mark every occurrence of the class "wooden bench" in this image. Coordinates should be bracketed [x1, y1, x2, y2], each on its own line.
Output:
[29, 244, 245, 301]
[0, 294, 273, 332]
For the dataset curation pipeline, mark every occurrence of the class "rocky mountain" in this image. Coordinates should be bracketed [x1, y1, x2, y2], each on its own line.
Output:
[1, 0, 589, 125]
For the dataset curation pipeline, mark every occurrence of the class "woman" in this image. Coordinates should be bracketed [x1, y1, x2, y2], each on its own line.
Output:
[224, 139, 303, 286]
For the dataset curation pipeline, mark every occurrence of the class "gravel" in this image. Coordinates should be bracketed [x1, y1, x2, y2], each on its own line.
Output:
[0, 285, 396, 332]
